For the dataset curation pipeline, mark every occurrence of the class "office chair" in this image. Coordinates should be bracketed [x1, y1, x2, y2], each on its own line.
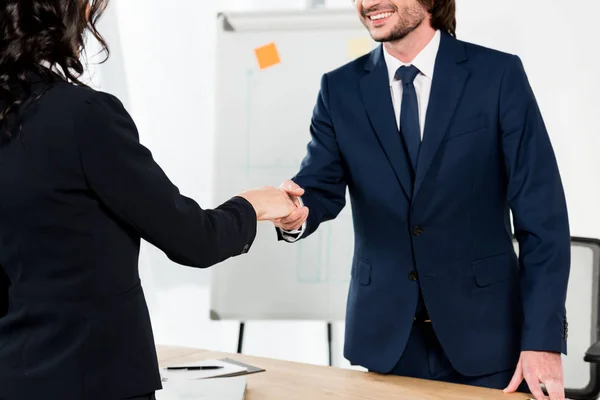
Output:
[564, 237, 600, 400]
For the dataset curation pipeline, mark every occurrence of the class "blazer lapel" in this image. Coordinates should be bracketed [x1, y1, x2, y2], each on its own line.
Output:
[359, 45, 413, 200]
[413, 32, 470, 200]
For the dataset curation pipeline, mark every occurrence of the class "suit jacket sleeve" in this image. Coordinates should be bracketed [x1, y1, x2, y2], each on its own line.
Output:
[500, 55, 570, 354]
[76, 91, 257, 269]
[277, 73, 347, 241]
[0, 266, 8, 318]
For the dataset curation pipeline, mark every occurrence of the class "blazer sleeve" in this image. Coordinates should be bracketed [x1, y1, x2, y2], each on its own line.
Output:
[75, 91, 257, 269]
[0, 266, 8, 318]
[279, 73, 348, 240]
[499, 55, 571, 354]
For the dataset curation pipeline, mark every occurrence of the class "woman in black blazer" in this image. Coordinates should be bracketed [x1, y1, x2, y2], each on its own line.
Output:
[0, 1, 303, 399]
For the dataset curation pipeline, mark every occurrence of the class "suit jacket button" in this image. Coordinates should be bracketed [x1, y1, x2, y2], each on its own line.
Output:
[241, 244, 250, 253]
[408, 271, 418, 281]
[412, 226, 423, 236]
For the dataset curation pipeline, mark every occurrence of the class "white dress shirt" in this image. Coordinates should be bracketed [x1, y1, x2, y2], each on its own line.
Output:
[385, 29, 440, 137]
[280, 31, 441, 242]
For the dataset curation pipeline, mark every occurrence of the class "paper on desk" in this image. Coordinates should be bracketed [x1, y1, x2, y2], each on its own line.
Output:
[161, 359, 247, 381]
[156, 375, 247, 400]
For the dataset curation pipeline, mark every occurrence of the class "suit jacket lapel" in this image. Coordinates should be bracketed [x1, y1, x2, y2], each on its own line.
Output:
[413, 32, 470, 200]
[359, 45, 414, 200]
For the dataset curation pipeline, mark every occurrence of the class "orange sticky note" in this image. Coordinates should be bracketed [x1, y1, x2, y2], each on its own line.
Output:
[254, 42, 281, 69]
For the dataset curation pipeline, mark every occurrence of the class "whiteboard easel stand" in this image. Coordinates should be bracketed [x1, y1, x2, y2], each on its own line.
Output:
[236, 321, 335, 367]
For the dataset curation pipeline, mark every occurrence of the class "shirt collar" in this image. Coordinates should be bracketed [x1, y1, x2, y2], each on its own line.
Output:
[383, 29, 441, 85]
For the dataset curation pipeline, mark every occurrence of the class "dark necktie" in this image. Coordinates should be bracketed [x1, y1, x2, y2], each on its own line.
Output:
[395, 65, 421, 172]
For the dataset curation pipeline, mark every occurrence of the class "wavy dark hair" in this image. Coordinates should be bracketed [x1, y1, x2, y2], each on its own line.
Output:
[419, 0, 456, 37]
[0, 0, 110, 138]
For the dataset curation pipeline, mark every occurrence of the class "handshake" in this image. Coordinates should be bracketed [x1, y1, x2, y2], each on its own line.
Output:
[238, 180, 309, 231]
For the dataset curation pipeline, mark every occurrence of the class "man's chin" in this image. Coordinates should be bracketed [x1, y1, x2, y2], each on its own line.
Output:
[371, 32, 409, 43]
[363, 24, 407, 43]
[366, 29, 393, 43]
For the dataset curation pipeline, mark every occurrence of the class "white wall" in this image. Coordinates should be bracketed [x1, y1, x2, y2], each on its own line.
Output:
[86, 0, 600, 374]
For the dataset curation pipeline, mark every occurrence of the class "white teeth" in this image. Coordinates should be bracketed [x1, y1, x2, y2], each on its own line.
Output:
[370, 12, 393, 20]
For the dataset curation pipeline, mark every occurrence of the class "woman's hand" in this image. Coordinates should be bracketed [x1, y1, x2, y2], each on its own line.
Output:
[238, 185, 303, 221]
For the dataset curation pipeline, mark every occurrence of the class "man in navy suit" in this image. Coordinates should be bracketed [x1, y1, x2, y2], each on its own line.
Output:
[273, 0, 570, 398]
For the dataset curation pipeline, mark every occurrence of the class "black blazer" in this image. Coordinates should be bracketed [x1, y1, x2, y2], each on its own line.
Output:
[0, 77, 257, 399]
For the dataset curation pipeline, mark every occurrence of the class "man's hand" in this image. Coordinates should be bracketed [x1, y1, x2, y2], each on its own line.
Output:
[273, 179, 309, 231]
[504, 351, 564, 400]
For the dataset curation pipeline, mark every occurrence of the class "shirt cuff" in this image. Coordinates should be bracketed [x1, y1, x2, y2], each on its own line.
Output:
[279, 196, 306, 242]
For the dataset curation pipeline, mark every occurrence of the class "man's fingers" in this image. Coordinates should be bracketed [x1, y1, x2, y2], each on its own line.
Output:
[286, 208, 309, 226]
[282, 208, 305, 223]
[503, 360, 523, 393]
[503, 373, 522, 393]
[278, 207, 308, 230]
[544, 379, 564, 400]
[286, 195, 301, 209]
[510, 351, 563, 400]
[525, 376, 546, 400]
[274, 207, 307, 225]
[289, 187, 305, 197]
[280, 180, 305, 197]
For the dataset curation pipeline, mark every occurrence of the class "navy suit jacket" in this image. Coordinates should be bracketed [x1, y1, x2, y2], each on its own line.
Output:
[283, 31, 571, 376]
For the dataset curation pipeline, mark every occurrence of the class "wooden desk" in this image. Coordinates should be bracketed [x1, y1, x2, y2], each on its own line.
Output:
[157, 345, 531, 399]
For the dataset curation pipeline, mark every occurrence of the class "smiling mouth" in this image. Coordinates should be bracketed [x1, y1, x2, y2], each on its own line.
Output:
[368, 11, 395, 21]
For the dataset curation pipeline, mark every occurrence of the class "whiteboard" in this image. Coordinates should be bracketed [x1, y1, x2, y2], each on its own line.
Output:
[210, 9, 371, 322]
